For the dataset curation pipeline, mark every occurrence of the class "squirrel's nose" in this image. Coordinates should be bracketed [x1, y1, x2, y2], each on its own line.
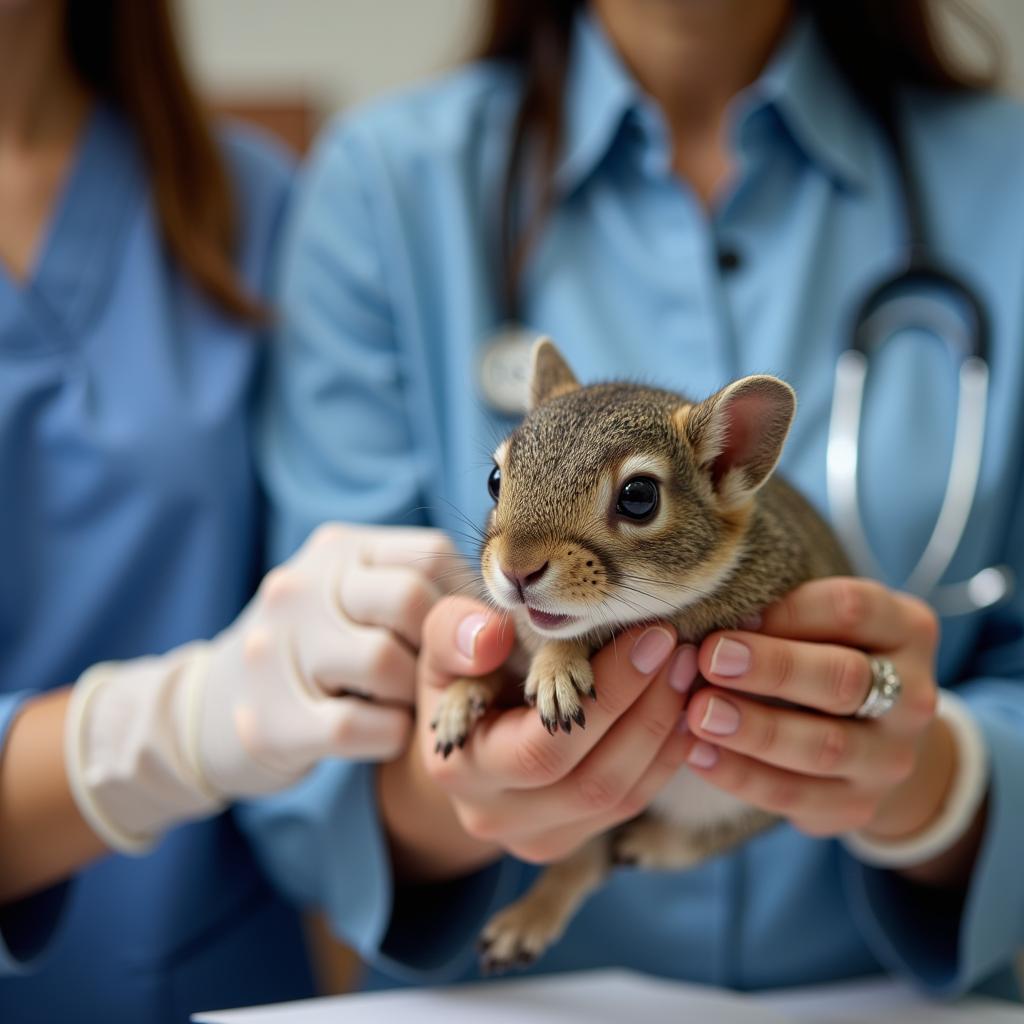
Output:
[500, 560, 549, 597]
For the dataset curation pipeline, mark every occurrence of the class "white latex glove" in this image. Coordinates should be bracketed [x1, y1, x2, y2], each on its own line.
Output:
[65, 523, 465, 854]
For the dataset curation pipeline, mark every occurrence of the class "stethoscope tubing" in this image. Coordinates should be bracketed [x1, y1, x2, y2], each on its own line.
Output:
[827, 349, 1009, 615]
[480, 94, 1013, 616]
[824, 92, 1013, 617]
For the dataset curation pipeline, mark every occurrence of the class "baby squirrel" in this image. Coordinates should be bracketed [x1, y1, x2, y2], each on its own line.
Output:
[431, 338, 851, 973]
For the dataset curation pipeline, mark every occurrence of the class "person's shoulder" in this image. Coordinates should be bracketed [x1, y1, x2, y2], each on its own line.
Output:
[215, 121, 298, 279]
[218, 121, 296, 213]
[315, 60, 520, 175]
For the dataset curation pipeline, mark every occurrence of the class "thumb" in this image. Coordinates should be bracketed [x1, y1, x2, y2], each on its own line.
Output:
[422, 595, 515, 687]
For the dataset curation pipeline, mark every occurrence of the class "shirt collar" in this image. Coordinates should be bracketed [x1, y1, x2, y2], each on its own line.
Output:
[555, 13, 641, 195]
[0, 105, 142, 351]
[556, 11, 873, 196]
[749, 14, 873, 192]
[35, 106, 142, 334]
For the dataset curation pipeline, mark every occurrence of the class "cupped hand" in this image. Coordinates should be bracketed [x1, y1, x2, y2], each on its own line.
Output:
[410, 595, 699, 866]
[682, 578, 947, 842]
[200, 522, 464, 794]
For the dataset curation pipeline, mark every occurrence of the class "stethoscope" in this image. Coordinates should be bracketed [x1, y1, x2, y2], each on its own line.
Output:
[478, 105, 1014, 617]
[825, 103, 1012, 617]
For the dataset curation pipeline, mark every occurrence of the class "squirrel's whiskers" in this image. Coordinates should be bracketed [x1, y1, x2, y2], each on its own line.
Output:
[430, 337, 851, 973]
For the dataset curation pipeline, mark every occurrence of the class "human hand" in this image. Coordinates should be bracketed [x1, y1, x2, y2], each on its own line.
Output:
[67, 522, 463, 852]
[398, 595, 698, 868]
[198, 522, 465, 793]
[681, 578, 948, 843]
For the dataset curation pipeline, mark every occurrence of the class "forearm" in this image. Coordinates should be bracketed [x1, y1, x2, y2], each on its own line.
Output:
[377, 751, 500, 884]
[0, 689, 107, 904]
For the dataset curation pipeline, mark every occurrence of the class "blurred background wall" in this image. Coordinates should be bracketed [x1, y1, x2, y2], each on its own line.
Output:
[178, 0, 1024, 153]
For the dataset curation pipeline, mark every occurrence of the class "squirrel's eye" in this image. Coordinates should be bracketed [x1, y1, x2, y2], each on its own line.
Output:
[488, 465, 501, 501]
[616, 477, 659, 521]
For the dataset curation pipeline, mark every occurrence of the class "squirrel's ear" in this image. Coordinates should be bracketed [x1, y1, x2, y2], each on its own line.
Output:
[529, 337, 580, 409]
[681, 376, 796, 507]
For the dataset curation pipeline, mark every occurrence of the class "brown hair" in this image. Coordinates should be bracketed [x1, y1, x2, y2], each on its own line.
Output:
[481, 0, 998, 316]
[65, 0, 265, 322]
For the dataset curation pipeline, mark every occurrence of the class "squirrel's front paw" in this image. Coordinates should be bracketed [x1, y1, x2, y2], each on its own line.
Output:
[430, 677, 496, 758]
[524, 645, 595, 735]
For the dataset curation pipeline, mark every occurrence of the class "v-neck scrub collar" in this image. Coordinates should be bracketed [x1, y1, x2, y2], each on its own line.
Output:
[0, 106, 142, 355]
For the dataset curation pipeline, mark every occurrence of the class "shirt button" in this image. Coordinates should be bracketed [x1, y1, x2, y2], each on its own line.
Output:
[717, 246, 742, 273]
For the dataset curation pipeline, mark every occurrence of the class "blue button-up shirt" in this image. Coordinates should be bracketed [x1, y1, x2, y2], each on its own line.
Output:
[251, 15, 1024, 998]
[0, 109, 316, 1022]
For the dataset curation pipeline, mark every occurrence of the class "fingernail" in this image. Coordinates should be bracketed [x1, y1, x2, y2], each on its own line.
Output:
[701, 695, 740, 736]
[630, 627, 676, 674]
[710, 637, 751, 677]
[740, 613, 763, 631]
[688, 741, 719, 769]
[668, 645, 698, 693]
[456, 613, 488, 658]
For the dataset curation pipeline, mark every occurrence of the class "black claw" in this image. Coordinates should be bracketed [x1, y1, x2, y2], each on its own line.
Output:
[477, 936, 493, 954]
[481, 955, 508, 976]
[457, 735, 468, 749]
[559, 716, 572, 735]
[541, 715, 557, 735]
[515, 950, 537, 966]
[571, 707, 586, 729]
[429, 719, 438, 731]
[442, 741, 454, 758]
[587, 686, 598, 701]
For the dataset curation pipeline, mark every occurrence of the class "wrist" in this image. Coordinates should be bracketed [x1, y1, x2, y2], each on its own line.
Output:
[0, 689, 108, 903]
[862, 714, 956, 844]
[378, 745, 499, 884]
[843, 692, 989, 873]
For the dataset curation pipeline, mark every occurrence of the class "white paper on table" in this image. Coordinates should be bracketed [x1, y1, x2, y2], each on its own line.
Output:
[193, 968, 1024, 1024]
[763, 975, 1024, 1023]
[192, 969, 789, 1024]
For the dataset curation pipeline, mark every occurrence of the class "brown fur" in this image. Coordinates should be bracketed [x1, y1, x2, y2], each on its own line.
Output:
[431, 339, 851, 970]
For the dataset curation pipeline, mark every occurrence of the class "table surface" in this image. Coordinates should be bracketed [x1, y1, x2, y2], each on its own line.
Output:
[192, 969, 1024, 1024]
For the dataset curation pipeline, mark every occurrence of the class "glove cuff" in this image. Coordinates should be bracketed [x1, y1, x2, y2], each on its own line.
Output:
[65, 647, 225, 855]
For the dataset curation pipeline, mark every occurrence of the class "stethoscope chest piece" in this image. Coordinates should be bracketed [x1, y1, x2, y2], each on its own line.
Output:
[478, 324, 536, 416]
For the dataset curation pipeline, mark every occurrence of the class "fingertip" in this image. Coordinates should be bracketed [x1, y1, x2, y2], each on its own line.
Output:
[666, 644, 698, 693]
[684, 688, 714, 733]
[687, 740, 720, 770]
[593, 620, 673, 672]
[424, 595, 514, 680]
[466, 611, 516, 670]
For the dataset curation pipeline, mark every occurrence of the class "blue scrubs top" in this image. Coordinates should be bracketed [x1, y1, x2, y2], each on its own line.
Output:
[253, 13, 1024, 1003]
[0, 109, 315, 1022]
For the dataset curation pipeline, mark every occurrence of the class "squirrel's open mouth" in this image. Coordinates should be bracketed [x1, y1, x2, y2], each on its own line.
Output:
[526, 607, 577, 630]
